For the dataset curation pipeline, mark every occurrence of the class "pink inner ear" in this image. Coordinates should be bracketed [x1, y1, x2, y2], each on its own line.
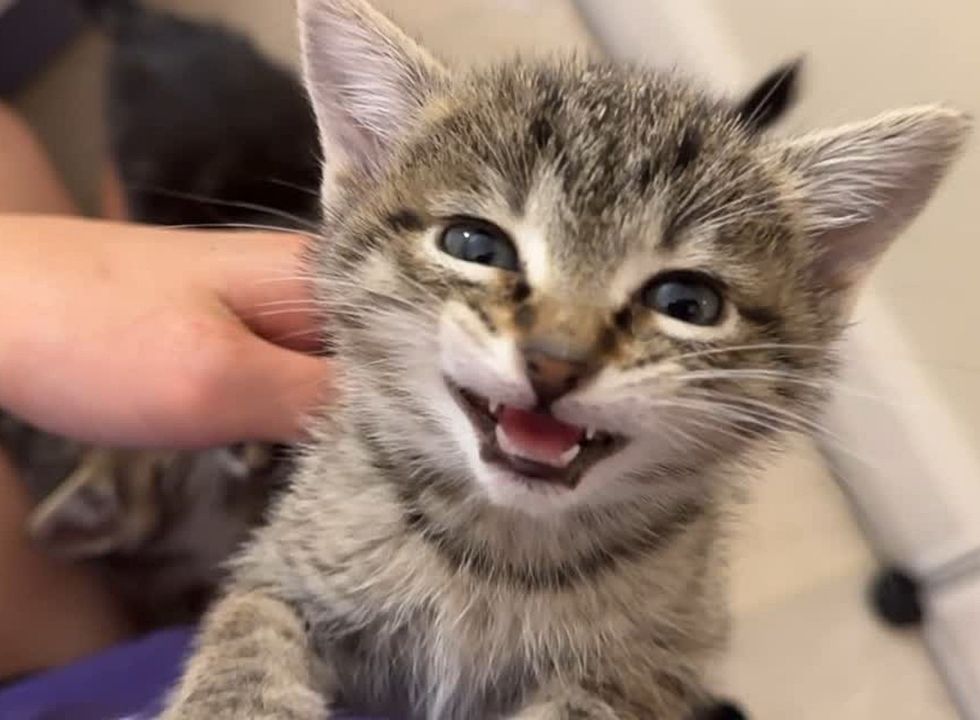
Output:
[300, 0, 447, 179]
[778, 107, 969, 293]
[811, 224, 890, 291]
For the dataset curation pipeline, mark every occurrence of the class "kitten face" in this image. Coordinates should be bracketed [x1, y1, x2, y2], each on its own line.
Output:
[321, 67, 833, 514]
[300, 0, 968, 517]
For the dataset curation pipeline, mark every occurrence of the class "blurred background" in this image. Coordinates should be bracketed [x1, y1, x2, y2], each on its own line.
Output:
[715, 0, 980, 472]
[2, 0, 977, 718]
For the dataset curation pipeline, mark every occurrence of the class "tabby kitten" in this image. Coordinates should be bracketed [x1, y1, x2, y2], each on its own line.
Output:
[163, 1, 969, 718]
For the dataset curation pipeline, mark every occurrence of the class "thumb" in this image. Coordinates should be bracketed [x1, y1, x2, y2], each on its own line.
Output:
[207, 334, 335, 444]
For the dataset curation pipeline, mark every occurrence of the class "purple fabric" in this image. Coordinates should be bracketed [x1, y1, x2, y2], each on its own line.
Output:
[0, 627, 380, 719]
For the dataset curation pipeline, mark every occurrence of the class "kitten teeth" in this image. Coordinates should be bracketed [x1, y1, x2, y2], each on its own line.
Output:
[586, 426, 597, 441]
[558, 444, 581, 467]
[488, 399, 501, 415]
[495, 423, 521, 457]
[495, 425, 582, 469]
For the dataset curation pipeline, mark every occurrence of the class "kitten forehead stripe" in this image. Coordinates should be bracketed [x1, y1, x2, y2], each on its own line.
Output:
[385, 208, 425, 233]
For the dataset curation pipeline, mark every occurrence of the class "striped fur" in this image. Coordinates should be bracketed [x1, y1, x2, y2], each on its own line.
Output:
[163, 2, 969, 718]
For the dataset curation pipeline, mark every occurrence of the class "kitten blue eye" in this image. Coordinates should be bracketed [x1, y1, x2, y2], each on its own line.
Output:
[642, 273, 724, 326]
[439, 222, 519, 271]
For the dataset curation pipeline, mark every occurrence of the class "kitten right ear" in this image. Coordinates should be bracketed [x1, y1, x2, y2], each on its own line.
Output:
[297, 0, 448, 182]
[774, 105, 970, 291]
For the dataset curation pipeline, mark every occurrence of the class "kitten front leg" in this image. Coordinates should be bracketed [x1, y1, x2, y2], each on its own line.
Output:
[162, 591, 329, 720]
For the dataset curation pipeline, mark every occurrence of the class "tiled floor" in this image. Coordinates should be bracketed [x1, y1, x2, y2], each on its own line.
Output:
[13, 1, 958, 717]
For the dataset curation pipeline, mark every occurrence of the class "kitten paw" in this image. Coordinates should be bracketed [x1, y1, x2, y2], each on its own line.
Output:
[161, 687, 326, 720]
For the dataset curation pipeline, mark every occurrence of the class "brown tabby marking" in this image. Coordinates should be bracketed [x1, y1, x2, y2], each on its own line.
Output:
[162, 1, 969, 719]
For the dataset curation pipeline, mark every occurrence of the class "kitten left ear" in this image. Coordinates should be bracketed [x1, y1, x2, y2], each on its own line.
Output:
[736, 58, 802, 131]
[772, 105, 971, 291]
[297, 0, 448, 183]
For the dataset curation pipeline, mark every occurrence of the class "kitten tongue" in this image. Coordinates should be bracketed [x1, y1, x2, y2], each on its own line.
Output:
[496, 406, 584, 466]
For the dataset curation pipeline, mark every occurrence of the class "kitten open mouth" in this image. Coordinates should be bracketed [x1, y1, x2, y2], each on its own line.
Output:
[446, 381, 625, 488]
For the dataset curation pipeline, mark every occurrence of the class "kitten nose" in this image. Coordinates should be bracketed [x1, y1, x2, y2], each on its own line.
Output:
[523, 348, 589, 405]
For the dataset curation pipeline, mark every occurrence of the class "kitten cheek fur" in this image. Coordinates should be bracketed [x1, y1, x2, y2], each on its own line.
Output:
[162, 1, 970, 719]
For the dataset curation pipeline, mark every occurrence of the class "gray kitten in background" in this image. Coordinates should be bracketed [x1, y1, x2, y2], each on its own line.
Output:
[163, 1, 970, 718]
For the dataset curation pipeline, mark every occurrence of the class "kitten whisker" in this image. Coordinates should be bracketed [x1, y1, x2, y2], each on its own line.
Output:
[651, 397, 847, 467]
[678, 388, 835, 441]
[263, 176, 323, 198]
[648, 399, 766, 448]
[268, 327, 324, 345]
[125, 183, 321, 232]
[244, 307, 323, 320]
[669, 368, 906, 408]
[664, 394, 884, 473]
[250, 274, 319, 284]
[663, 342, 829, 364]
[159, 221, 312, 236]
[245, 298, 321, 309]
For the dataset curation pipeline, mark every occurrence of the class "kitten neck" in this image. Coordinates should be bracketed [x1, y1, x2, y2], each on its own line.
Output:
[360, 428, 717, 589]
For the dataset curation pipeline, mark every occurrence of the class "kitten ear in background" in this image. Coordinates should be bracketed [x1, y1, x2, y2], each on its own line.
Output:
[736, 58, 803, 131]
[773, 105, 971, 291]
[28, 450, 162, 560]
[297, 0, 449, 184]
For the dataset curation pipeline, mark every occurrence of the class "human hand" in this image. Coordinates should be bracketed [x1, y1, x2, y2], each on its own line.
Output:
[0, 216, 331, 448]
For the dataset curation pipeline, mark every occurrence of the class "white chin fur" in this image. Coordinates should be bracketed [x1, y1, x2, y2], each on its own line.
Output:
[440, 402, 573, 517]
[475, 462, 579, 517]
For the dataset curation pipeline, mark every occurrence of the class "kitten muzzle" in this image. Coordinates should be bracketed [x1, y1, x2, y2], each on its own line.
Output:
[448, 381, 623, 488]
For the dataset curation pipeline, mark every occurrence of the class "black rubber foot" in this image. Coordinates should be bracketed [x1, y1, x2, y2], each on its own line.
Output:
[696, 700, 749, 720]
[870, 567, 924, 628]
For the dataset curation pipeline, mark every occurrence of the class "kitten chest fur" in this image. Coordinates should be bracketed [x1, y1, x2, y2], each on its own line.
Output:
[235, 424, 728, 718]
